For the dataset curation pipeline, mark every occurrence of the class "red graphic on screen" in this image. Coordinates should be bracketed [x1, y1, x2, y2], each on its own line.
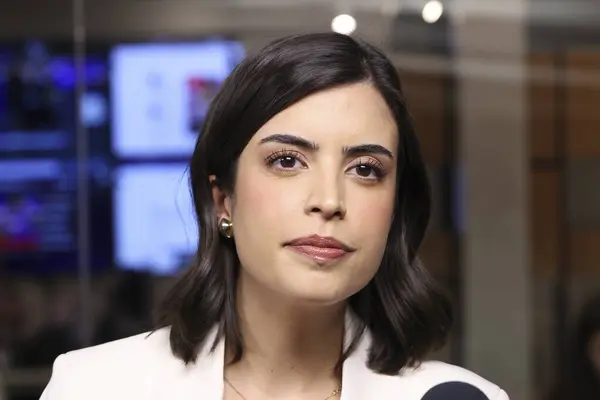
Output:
[187, 77, 220, 133]
[0, 194, 40, 252]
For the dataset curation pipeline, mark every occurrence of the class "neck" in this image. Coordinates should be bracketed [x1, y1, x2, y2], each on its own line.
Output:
[224, 271, 346, 396]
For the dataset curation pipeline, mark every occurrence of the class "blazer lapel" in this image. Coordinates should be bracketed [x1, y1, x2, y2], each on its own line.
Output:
[149, 327, 225, 400]
[341, 340, 415, 400]
[340, 312, 410, 400]
[149, 312, 408, 400]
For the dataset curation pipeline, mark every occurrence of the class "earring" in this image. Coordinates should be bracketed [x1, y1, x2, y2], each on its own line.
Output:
[218, 218, 233, 239]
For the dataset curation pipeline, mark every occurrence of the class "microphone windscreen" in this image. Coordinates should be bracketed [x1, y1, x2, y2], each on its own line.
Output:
[421, 381, 490, 400]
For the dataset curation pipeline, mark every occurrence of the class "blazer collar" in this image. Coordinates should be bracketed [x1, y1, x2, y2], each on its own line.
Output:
[150, 311, 404, 400]
[340, 312, 407, 400]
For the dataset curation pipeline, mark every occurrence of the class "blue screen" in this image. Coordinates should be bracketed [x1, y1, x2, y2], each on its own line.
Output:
[0, 40, 112, 274]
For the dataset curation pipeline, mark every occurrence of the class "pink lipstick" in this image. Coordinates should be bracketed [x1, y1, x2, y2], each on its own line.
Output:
[285, 234, 355, 263]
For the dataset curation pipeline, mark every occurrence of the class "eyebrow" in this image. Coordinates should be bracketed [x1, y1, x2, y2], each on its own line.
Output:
[343, 144, 394, 159]
[259, 134, 317, 150]
[259, 134, 394, 159]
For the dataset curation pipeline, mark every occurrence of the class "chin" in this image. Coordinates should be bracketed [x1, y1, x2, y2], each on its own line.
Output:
[289, 293, 347, 307]
[276, 276, 359, 307]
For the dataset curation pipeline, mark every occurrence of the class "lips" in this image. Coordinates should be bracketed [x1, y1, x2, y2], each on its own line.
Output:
[285, 234, 355, 263]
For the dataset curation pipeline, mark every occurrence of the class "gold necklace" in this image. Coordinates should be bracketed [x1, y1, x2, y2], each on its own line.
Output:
[224, 377, 342, 400]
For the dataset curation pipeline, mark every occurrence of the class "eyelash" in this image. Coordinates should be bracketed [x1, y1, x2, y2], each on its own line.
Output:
[264, 149, 307, 168]
[264, 149, 387, 180]
[351, 157, 386, 179]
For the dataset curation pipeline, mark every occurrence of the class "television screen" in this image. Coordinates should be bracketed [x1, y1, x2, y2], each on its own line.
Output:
[110, 40, 244, 160]
[113, 163, 196, 275]
[0, 40, 111, 158]
[0, 158, 113, 274]
[0, 40, 113, 274]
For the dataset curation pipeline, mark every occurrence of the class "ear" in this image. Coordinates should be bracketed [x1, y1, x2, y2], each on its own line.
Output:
[209, 175, 233, 221]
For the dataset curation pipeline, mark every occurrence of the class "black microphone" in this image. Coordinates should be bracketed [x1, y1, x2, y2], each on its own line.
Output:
[421, 381, 490, 400]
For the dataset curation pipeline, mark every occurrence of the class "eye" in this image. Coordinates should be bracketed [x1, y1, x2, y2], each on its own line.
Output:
[347, 158, 386, 181]
[265, 150, 307, 171]
[354, 165, 377, 178]
[273, 156, 302, 169]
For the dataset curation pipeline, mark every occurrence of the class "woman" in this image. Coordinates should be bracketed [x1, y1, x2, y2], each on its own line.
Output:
[550, 295, 600, 400]
[41, 33, 508, 400]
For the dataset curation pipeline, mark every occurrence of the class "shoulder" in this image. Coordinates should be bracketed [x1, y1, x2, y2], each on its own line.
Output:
[398, 361, 509, 399]
[40, 328, 177, 400]
[56, 327, 172, 369]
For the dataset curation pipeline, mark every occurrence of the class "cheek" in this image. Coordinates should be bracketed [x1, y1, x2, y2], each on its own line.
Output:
[235, 173, 297, 222]
[231, 166, 303, 241]
[229, 166, 306, 286]
[355, 197, 394, 231]
[351, 186, 395, 267]
[350, 186, 395, 238]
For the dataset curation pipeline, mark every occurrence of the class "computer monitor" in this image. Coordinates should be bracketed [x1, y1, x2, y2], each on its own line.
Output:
[113, 163, 196, 275]
[110, 40, 244, 160]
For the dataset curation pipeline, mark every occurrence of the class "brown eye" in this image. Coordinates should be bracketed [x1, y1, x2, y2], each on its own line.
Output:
[278, 156, 298, 169]
[265, 149, 307, 171]
[266, 153, 305, 171]
[355, 165, 374, 177]
[347, 158, 386, 181]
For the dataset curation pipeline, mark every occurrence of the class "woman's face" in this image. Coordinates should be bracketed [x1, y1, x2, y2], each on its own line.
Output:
[216, 83, 398, 305]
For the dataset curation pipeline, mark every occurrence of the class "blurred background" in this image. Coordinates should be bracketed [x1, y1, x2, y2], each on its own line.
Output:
[0, 0, 599, 399]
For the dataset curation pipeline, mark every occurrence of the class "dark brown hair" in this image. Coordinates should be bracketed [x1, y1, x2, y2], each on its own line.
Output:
[157, 32, 452, 375]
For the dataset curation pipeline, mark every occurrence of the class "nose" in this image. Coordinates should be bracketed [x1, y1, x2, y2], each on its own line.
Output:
[304, 171, 347, 220]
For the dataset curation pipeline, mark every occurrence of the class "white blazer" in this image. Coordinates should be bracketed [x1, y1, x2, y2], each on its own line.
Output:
[40, 325, 509, 400]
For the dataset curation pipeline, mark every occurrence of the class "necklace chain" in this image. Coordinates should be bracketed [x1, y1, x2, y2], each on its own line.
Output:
[224, 377, 342, 400]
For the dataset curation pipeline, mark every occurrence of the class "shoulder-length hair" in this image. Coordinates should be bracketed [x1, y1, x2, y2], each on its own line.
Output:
[157, 32, 452, 375]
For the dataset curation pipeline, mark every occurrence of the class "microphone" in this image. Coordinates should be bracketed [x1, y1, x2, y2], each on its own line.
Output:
[421, 381, 490, 400]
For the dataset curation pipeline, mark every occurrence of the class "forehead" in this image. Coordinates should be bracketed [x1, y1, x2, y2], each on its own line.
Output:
[251, 83, 398, 149]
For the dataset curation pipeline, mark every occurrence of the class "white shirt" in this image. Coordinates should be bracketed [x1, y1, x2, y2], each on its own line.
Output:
[40, 325, 509, 400]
